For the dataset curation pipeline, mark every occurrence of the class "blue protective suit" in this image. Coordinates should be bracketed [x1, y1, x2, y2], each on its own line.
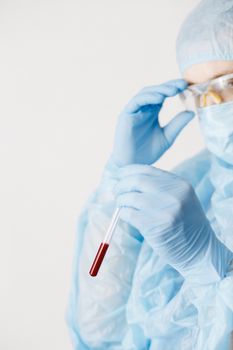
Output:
[66, 149, 233, 349]
[66, 0, 233, 347]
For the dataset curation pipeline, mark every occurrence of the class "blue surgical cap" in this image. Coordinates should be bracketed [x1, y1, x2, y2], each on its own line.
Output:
[176, 0, 233, 75]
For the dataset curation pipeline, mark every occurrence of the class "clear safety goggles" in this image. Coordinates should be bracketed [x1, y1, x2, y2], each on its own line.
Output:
[179, 73, 233, 112]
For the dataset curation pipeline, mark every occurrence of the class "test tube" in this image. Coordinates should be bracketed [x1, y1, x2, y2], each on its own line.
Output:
[89, 207, 121, 277]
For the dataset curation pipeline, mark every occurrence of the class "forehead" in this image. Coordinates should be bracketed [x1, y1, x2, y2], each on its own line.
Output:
[183, 61, 233, 85]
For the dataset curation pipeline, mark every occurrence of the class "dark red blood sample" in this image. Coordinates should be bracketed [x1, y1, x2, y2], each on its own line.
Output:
[89, 242, 109, 277]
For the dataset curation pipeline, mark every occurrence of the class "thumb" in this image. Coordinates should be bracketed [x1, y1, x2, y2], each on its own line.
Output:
[163, 110, 195, 146]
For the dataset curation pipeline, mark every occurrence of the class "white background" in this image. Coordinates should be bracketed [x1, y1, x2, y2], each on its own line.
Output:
[0, 0, 203, 349]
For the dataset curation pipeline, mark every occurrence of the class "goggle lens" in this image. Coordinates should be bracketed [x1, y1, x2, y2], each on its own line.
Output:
[180, 74, 233, 111]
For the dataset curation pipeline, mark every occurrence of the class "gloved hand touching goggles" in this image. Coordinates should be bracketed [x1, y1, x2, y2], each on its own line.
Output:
[180, 72, 233, 111]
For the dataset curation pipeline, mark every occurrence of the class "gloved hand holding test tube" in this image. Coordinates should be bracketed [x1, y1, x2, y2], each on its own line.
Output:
[89, 207, 121, 276]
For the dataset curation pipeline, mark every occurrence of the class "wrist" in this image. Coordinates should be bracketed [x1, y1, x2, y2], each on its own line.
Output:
[180, 229, 233, 286]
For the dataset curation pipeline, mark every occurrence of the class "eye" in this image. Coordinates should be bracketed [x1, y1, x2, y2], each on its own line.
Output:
[227, 80, 233, 88]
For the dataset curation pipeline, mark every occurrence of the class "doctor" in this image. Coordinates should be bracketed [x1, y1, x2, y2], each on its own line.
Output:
[67, 1, 233, 349]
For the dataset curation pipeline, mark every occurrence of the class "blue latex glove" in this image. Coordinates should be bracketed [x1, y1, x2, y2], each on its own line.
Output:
[110, 79, 195, 167]
[114, 164, 233, 284]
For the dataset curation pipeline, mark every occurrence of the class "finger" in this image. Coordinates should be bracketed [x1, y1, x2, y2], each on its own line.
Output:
[163, 110, 195, 145]
[114, 174, 159, 195]
[123, 79, 188, 114]
[116, 192, 168, 212]
[140, 85, 179, 98]
[119, 207, 143, 232]
[140, 81, 187, 96]
[124, 81, 187, 114]
[116, 192, 145, 210]
[118, 164, 170, 180]
[140, 79, 188, 94]
[124, 92, 165, 114]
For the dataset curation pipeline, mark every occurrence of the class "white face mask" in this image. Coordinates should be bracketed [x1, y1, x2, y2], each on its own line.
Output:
[198, 101, 233, 165]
